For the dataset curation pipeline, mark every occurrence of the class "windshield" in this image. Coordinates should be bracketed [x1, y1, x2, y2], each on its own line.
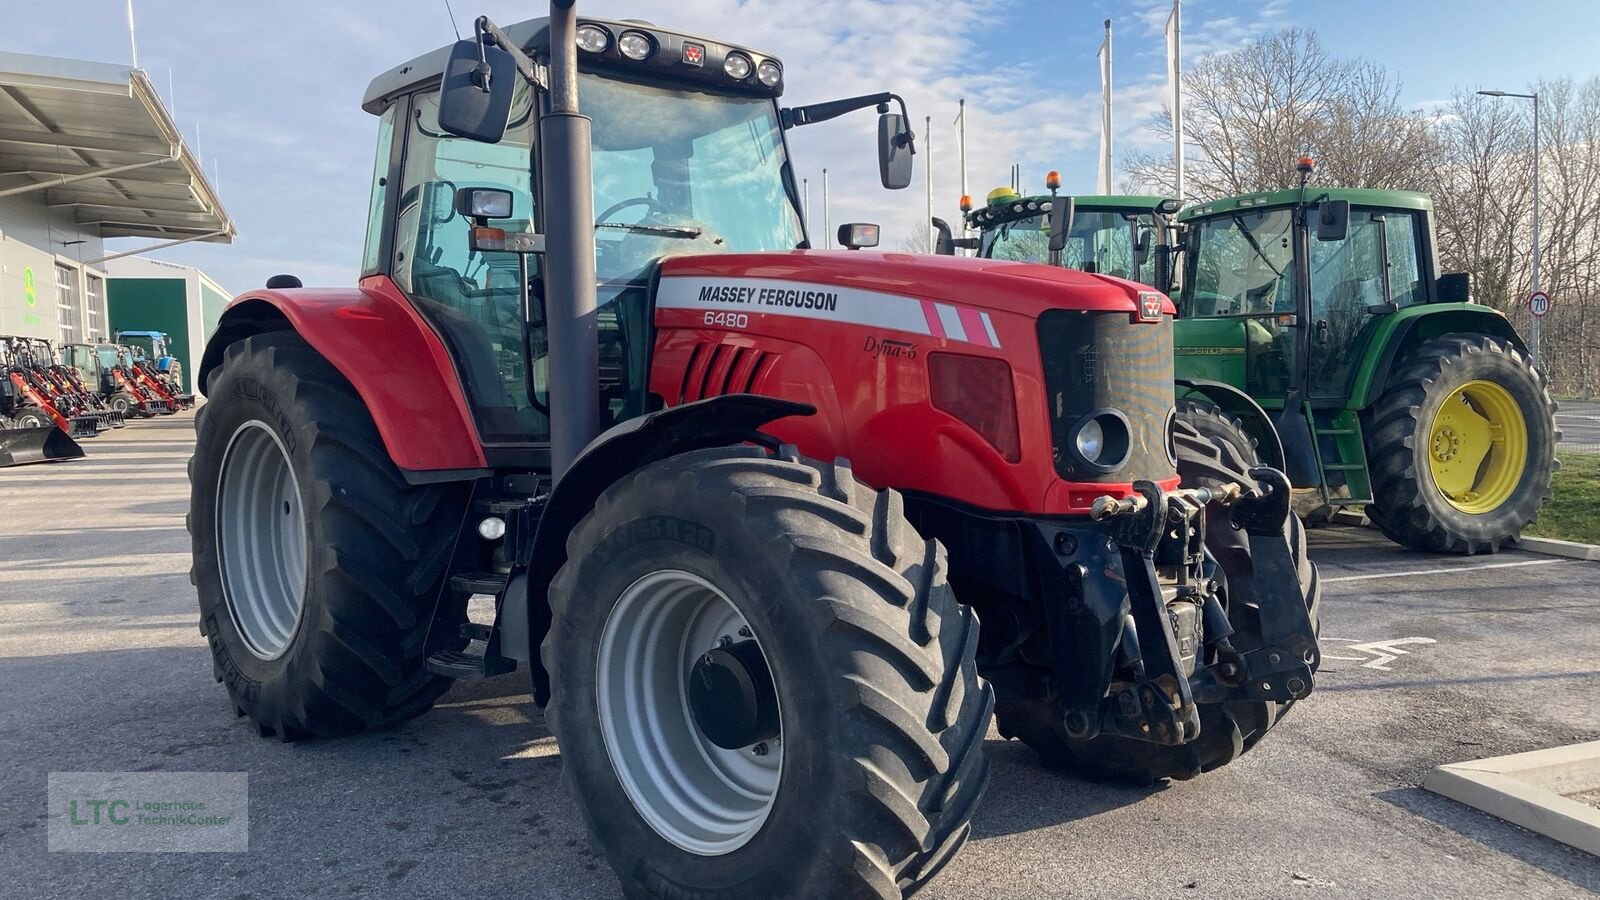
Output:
[1179, 208, 1296, 317]
[581, 74, 803, 284]
[980, 209, 1155, 283]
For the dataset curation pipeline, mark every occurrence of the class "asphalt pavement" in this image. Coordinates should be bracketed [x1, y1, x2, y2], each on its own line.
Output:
[2, 412, 1597, 898]
[1557, 398, 1600, 452]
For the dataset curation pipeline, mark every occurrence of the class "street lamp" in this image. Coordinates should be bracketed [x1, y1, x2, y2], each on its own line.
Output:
[1478, 88, 1541, 367]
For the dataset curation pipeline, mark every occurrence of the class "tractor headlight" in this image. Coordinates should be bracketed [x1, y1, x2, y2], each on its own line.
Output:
[618, 31, 653, 60]
[1076, 418, 1105, 462]
[724, 52, 753, 80]
[576, 24, 611, 53]
[757, 60, 782, 87]
[1068, 410, 1131, 473]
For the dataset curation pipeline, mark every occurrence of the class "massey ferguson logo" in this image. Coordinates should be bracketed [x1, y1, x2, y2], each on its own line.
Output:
[1138, 292, 1166, 322]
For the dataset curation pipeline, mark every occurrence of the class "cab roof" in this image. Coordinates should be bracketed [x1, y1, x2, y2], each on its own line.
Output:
[362, 16, 785, 115]
[1179, 187, 1432, 221]
[966, 194, 1172, 228]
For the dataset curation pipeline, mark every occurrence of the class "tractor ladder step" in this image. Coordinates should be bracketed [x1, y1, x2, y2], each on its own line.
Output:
[450, 572, 509, 595]
[425, 649, 517, 680]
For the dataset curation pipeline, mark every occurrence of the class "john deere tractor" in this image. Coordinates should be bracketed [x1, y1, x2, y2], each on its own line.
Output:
[933, 180, 1182, 291]
[1171, 162, 1556, 554]
[187, 4, 1319, 897]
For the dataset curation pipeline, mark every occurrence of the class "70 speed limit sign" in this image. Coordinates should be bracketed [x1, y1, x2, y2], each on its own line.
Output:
[1529, 290, 1551, 318]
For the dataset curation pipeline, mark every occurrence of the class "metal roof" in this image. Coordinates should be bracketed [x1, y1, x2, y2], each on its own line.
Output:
[0, 51, 235, 244]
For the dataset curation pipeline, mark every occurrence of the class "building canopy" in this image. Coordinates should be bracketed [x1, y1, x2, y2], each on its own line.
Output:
[0, 51, 235, 245]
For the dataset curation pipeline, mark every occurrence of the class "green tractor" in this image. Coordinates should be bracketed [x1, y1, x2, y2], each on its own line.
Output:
[946, 164, 1556, 554]
[1170, 165, 1557, 554]
[933, 181, 1181, 290]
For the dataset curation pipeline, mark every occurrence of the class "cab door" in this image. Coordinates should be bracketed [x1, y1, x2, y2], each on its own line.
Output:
[1307, 208, 1426, 399]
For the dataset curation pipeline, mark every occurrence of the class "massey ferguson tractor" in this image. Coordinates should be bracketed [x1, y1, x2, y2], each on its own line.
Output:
[188, 5, 1320, 896]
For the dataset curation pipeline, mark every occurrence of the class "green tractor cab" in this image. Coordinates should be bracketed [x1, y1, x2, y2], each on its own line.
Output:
[934, 184, 1182, 288]
[1172, 173, 1556, 554]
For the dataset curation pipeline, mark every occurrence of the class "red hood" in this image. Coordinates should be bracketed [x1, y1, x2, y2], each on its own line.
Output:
[657, 250, 1175, 318]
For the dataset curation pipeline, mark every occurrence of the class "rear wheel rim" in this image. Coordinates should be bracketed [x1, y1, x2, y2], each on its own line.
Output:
[596, 569, 782, 856]
[216, 420, 308, 660]
[1427, 379, 1528, 514]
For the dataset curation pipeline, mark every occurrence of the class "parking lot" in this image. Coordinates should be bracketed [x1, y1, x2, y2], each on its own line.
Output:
[2, 411, 1597, 898]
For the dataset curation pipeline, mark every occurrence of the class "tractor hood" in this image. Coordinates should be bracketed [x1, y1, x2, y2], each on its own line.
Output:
[657, 251, 1174, 320]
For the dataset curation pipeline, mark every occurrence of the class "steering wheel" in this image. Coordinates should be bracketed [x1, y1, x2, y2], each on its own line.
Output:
[596, 196, 670, 225]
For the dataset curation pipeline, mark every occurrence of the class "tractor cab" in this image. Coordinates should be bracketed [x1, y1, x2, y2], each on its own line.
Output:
[934, 182, 1181, 290]
[360, 16, 907, 459]
[60, 343, 109, 394]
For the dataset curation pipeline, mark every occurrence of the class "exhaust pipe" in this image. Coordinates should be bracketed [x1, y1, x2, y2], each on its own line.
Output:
[542, 0, 600, 482]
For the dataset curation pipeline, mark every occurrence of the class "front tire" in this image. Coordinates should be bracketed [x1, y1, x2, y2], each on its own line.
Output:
[1364, 334, 1556, 554]
[995, 415, 1319, 783]
[545, 446, 993, 899]
[188, 331, 468, 739]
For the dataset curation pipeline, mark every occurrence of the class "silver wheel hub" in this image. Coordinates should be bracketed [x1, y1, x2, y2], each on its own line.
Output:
[215, 420, 308, 660]
[596, 569, 782, 856]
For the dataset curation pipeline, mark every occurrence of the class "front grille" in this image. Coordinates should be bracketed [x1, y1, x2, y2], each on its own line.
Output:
[1037, 309, 1177, 483]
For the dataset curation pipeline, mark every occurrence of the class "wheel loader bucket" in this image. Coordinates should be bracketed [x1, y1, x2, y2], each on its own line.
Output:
[0, 424, 85, 466]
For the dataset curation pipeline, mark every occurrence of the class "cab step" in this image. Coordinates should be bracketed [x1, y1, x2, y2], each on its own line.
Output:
[450, 571, 509, 595]
[425, 649, 517, 679]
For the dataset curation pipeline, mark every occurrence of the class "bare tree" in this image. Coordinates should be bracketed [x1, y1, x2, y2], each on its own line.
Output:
[1127, 28, 1435, 198]
[895, 218, 933, 255]
[1428, 89, 1533, 312]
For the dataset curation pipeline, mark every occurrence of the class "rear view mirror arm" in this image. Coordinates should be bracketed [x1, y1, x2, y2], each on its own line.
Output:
[476, 16, 547, 91]
[784, 93, 916, 152]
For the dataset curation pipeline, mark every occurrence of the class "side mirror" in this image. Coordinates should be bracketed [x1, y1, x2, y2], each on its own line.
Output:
[1133, 228, 1152, 268]
[456, 187, 514, 220]
[877, 112, 914, 190]
[438, 39, 515, 144]
[1437, 271, 1471, 304]
[932, 218, 956, 255]
[838, 223, 880, 250]
[1316, 199, 1350, 242]
[1047, 196, 1076, 253]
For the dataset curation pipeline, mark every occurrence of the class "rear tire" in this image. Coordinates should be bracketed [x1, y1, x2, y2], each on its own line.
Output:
[545, 445, 993, 898]
[1364, 334, 1556, 554]
[994, 415, 1319, 783]
[188, 331, 469, 739]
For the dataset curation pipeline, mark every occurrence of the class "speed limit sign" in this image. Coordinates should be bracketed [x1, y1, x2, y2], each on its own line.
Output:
[1530, 290, 1551, 318]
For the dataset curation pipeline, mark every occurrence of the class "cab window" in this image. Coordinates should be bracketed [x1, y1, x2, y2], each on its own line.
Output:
[393, 86, 545, 444]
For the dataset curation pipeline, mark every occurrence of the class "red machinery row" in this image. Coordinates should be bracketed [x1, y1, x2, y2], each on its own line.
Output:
[0, 336, 192, 466]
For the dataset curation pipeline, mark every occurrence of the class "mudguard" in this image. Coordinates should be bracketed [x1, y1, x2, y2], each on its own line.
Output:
[1175, 377, 1288, 472]
[197, 274, 488, 478]
[504, 394, 815, 705]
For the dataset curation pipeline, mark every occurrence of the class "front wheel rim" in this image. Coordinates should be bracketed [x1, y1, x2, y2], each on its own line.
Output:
[1426, 379, 1529, 514]
[215, 420, 308, 660]
[596, 569, 782, 856]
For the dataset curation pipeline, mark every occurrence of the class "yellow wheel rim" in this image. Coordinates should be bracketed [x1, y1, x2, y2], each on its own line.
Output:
[1425, 379, 1528, 514]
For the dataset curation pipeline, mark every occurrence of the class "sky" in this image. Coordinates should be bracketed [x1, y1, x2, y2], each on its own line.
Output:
[5, 0, 1598, 295]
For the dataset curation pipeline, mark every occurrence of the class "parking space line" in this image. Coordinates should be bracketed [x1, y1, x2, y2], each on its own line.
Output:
[1323, 558, 1570, 583]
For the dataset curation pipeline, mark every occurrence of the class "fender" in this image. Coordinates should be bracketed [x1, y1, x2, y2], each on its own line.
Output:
[198, 274, 488, 479]
[1175, 377, 1288, 473]
[501, 393, 815, 705]
[1352, 305, 1529, 409]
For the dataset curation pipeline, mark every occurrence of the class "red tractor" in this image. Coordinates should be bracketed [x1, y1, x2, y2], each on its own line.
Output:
[189, 5, 1319, 897]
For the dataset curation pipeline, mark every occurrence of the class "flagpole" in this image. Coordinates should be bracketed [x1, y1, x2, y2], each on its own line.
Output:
[803, 177, 810, 235]
[822, 168, 830, 250]
[126, 0, 139, 69]
[1099, 19, 1113, 194]
[925, 114, 933, 252]
[1169, 0, 1185, 200]
[956, 99, 968, 246]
